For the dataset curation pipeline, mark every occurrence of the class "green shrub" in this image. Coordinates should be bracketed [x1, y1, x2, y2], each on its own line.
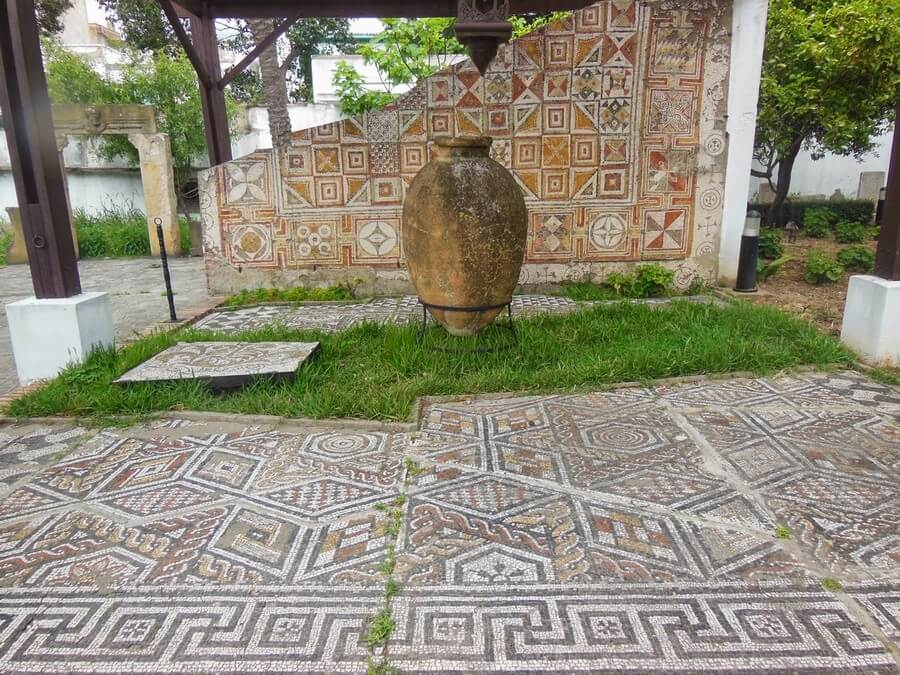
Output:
[0, 228, 11, 267]
[758, 228, 784, 259]
[836, 245, 875, 273]
[75, 207, 151, 257]
[75, 206, 192, 258]
[758, 255, 793, 283]
[803, 251, 844, 284]
[803, 208, 836, 238]
[633, 263, 675, 298]
[750, 199, 874, 226]
[602, 271, 637, 297]
[834, 221, 868, 244]
[179, 217, 192, 254]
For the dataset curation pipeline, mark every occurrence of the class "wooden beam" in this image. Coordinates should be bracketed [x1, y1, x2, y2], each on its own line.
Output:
[174, 0, 593, 18]
[220, 14, 299, 89]
[0, 0, 80, 298]
[159, 0, 212, 88]
[190, 11, 232, 164]
[874, 102, 900, 280]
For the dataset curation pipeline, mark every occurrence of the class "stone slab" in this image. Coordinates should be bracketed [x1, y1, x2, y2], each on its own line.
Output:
[115, 340, 318, 389]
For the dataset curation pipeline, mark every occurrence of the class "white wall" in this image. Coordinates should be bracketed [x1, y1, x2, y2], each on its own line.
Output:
[0, 103, 348, 216]
[750, 129, 893, 199]
[718, 0, 770, 285]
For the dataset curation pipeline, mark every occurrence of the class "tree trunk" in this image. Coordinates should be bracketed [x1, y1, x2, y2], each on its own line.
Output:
[769, 138, 803, 227]
[248, 19, 292, 149]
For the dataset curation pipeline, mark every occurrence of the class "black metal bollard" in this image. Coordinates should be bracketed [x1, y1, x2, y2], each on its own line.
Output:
[734, 208, 761, 293]
[156, 217, 177, 322]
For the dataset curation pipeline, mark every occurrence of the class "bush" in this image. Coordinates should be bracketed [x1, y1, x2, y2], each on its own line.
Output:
[803, 251, 844, 284]
[836, 245, 875, 273]
[0, 228, 11, 267]
[602, 271, 637, 297]
[834, 220, 869, 244]
[633, 263, 675, 298]
[758, 228, 784, 259]
[75, 207, 191, 257]
[803, 208, 836, 238]
[750, 199, 874, 226]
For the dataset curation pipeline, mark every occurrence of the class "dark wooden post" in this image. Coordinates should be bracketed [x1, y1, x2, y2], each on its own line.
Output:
[190, 12, 232, 166]
[0, 0, 81, 298]
[874, 102, 900, 281]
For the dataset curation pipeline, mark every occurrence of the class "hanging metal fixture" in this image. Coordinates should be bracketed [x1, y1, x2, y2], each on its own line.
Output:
[454, 0, 513, 75]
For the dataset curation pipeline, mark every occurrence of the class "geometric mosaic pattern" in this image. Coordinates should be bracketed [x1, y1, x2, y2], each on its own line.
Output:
[192, 294, 588, 333]
[0, 369, 897, 671]
[115, 341, 319, 387]
[191, 294, 719, 334]
[200, 1, 733, 293]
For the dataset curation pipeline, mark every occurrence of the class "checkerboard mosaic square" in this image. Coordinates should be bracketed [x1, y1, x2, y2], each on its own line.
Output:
[200, 1, 732, 294]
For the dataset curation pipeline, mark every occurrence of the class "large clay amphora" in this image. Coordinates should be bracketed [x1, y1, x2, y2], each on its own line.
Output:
[402, 137, 527, 336]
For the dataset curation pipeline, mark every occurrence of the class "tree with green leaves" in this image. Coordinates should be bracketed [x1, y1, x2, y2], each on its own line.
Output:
[753, 0, 900, 224]
[36, 0, 75, 35]
[333, 13, 570, 115]
[98, 0, 354, 147]
[45, 42, 238, 220]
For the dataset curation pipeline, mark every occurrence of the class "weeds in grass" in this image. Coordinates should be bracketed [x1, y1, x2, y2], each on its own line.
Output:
[363, 457, 420, 675]
[223, 285, 357, 307]
[5, 302, 855, 423]
[821, 578, 843, 592]
[73, 206, 191, 257]
[0, 228, 12, 266]
[867, 367, 900, 386]
[560, 263, 677, 301]
[774, 525, 792, 540]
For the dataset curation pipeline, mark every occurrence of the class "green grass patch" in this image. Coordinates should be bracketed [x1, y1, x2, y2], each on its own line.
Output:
[5, 301, 854, 423]
[223, 285, 356, 307]
[866, 367, 900, 386]
[0, 228, 12, 266]
[774, 525, 792, 540]
[74, 206, 191, 257]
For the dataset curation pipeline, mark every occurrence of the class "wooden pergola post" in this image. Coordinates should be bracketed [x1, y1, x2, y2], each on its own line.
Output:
[874, 103, 900, 281]
[190, 12, 232, 165]
[0, 0, 80, 298]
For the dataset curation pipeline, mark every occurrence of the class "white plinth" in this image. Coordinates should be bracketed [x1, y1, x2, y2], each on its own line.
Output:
[841, 275, 900, 366]
[5, 292, 114, 385]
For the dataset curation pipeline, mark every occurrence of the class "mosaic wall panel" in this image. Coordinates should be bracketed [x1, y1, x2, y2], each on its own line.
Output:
[200, 0, 733, 294]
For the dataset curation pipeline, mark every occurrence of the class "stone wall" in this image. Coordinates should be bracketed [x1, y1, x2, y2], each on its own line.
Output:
[200, 0, 733, 295]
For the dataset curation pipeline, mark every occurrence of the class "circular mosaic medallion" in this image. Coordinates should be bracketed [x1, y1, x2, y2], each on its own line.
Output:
[358, 220, 398, 256]
[589, 214, 627, 251]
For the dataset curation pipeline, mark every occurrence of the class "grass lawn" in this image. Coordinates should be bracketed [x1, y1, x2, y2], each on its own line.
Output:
[5, 300, 853, 423]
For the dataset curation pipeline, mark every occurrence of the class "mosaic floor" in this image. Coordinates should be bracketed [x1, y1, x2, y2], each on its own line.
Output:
[1, 370, 898, 672]
[115, 341, 320, 388]
[190, 294, 718, 334]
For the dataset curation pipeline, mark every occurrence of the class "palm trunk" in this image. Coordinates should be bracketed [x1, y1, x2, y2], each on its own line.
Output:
[248, 19, 292, 149]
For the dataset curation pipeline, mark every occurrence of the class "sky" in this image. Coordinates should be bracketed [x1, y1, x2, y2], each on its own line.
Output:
[85, 0, 383, 37]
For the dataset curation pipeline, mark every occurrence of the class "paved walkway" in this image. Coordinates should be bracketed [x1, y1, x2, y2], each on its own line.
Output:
[0, 370, 898, 672]
[0, 258, 217, 395]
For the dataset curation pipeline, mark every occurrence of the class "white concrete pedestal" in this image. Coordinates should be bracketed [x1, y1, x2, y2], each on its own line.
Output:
[5, 292, 114, 385]
[841, 275, 900, 366]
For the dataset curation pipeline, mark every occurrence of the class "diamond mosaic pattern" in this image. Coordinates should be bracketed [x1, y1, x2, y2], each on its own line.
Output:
[0, 369, 898, 671]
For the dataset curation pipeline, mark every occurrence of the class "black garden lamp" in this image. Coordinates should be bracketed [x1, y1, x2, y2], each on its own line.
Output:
[734, 208, 761, 293]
